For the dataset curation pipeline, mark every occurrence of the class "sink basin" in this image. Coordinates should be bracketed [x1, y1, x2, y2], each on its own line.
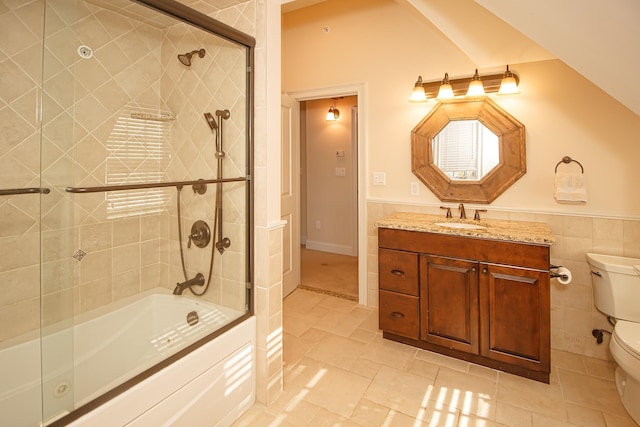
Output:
[435, 222, 487, 230]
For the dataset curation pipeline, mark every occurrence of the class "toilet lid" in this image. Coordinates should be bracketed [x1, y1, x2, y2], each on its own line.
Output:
[614, 320, 640, 359]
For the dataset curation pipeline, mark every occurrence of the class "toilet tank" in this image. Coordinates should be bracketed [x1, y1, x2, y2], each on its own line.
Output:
[586, 253, 640, 322]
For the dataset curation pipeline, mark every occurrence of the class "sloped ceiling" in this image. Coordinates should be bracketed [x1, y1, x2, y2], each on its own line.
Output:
[473, 0, 640, 116]
[282, 0, 640, 116]
[399, 0, 554, 67]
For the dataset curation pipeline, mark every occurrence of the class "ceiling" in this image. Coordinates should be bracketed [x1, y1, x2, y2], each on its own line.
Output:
[282, 0, 640, 116]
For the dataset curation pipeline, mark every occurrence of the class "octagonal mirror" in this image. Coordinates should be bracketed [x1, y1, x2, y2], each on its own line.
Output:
[411, 98, 525, 203]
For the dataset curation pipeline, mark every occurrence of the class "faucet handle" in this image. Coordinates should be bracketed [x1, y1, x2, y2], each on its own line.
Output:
[474, 209, 487, 220]
[440, 206, 452, 218]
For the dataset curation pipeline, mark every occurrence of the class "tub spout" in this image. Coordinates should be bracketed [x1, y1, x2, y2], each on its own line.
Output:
[173, 273, 205, 295]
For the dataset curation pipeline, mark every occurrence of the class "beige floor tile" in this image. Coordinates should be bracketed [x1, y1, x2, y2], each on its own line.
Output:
[308, 407, 364, 426]
[283, 288, 327, 312]
[317, 294, 360, 313]
[433, 368, 498, 420]
[282, 331, 316, 367]
[457, 413, 511, 427]
[269, 357, 329, 414]
[358, 309, 380, 332]
[232, 404, 297, 427]
[364, 365, 441, 419]
[532, 413, 575, 427]
[360, 334, 417, 370]
[283, 310, 324, 337]
[468, 364, 499, 382]
[557, 368, 627, 416]
[495, 401, 532, 427]
[602, 412, 638, 427]
[582, 357, 616, 380]
[314, 309, 368, 337]
[497, 371, 567, 421]
[305, 333, 367, 370]
[406, 357, 441, 381]
[565, 402, 606, 427]
[551, 349, 588, 374]
[301, 365, 371, 418]
[349, 327, 377, 344]
[350, 398, 390, 426]
[268, 397, 323, 426]
[350, 357, 383, 379]
[416, 349, 470, 374]
[384, 408, 457, 427]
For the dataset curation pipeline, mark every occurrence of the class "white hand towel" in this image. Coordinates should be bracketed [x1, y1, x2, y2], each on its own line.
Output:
[554, 172, 587, 203]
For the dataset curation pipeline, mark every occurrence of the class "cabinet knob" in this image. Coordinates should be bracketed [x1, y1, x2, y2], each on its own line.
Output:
[482, 268, 488, 274]
[472, 267, 476, 272]
[390, 269, 405, 277]
[391, 311, 405, 319]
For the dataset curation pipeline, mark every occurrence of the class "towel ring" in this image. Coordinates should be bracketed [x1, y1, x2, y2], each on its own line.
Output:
[555, 156, 584, 174]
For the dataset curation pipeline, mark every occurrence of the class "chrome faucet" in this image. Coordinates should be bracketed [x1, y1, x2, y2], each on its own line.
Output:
[458, 203, 466, 219]
[173, 273, 205, 295]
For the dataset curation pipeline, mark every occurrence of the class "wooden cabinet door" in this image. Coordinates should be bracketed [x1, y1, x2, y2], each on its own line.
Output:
[479, 263, 550, 373]
[420, 255, 479, 353]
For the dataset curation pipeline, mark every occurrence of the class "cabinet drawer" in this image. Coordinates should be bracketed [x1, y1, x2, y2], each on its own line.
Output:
[379, 249, 419, 295]
[379, 290, 419, 339]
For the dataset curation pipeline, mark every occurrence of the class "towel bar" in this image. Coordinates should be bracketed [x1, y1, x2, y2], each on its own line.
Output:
[555, 156, 584, 173]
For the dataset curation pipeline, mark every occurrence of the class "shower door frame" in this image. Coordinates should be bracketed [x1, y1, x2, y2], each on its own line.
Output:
[46, 1, 255, 425]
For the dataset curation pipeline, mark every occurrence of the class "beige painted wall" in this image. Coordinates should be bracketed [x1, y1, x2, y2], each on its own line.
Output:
[304, 96, 357, 255]
[282, 0, 640, 218]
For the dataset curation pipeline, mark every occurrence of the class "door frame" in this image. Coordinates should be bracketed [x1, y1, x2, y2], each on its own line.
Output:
[286, 83, 368, 305]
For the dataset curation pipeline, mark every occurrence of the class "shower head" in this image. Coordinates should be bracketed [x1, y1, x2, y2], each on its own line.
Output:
[204, 112, 218, 132]
[177, 48, 206, 66]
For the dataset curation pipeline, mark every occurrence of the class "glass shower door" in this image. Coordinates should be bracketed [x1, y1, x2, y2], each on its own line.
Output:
[40, 0, 78, 423]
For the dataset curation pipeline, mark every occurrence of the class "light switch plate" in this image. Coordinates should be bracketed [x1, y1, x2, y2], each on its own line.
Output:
[373, 172, 386, 185]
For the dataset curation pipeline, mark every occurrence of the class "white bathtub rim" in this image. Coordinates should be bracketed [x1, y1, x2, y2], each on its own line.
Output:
[64, 315, 256, 427]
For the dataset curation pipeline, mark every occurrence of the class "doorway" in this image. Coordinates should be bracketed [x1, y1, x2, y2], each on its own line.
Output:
[283, 84, 367, 305]
[298, 97, 358, 300]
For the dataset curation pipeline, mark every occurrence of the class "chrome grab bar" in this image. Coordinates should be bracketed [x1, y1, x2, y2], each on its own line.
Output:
[65, 176, 247, 194]
[0, 187, 50, 196]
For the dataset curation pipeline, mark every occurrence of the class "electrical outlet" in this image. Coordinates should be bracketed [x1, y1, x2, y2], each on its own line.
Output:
[336, 150, 345, 158]
[315, 220, 321, 229]
[411, 182, 420, 195]
[335, 167, 346, 176]
[373, 172, 386, 186]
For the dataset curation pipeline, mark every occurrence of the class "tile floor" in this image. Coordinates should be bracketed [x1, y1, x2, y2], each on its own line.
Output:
[233, 289, 638, 427]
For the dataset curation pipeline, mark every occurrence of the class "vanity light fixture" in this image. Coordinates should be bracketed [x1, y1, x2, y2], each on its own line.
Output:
[498, 65, 520, 95]
[326, 105, 340, 121]
[466, 69, 485, 97]
[410, 75, 427, 102]
[436, 73, 454, 99]
[409, 66, 519, 101]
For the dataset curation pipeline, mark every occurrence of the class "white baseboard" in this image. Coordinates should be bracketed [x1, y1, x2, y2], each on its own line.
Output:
[305, 240, 355, 256]
[300, 235, 307, 245]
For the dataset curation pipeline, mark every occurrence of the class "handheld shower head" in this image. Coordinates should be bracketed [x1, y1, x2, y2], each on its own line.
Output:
[177, 48, 206, 66]
[204, 112, 218, 132]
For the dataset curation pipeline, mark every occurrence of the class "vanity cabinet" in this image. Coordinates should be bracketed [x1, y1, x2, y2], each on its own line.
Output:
[378, 227, 551, 383]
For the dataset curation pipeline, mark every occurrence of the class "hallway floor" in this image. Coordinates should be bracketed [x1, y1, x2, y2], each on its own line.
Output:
[233, 289, 637, 427]
[299, 247, 358, 301]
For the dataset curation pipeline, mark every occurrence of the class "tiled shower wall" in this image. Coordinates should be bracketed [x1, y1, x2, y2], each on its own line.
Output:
[0, 0, 253, 343]
[0, 0, 45, 341]
[367, 201, 640, 361]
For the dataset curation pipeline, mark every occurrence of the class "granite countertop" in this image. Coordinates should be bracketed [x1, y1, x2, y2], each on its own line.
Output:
[375, 212, 556, 245]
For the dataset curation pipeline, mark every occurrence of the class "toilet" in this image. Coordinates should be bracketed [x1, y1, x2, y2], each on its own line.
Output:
[586, 253, 640, 424]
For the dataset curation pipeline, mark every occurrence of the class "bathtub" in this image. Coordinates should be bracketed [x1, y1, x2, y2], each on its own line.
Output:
[0, 288, 255, 427]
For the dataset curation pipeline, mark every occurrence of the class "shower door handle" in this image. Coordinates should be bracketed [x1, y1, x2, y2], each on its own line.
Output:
[0, 187, 50, 196]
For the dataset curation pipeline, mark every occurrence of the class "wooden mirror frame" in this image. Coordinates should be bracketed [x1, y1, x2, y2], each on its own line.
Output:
[411, 97, 526, 204]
